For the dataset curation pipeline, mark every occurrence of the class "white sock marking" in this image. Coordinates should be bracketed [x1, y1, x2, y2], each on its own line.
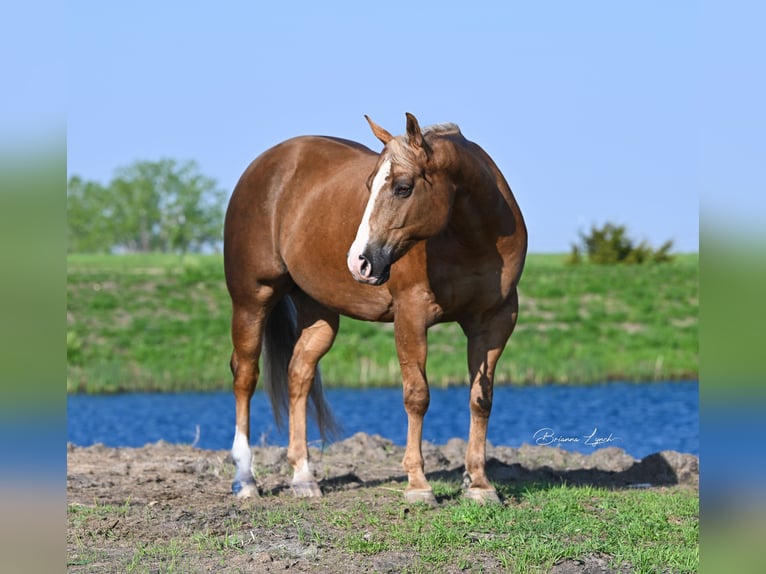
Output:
[232, 427, 252, 479]
[292, 458, 314, 484]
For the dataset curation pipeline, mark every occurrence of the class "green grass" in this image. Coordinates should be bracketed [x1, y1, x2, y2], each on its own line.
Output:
[317, 482, 699, 572]
[67, 253, 698, 392]
[67, 482, 698, 573]
[433, 485, 687, 570]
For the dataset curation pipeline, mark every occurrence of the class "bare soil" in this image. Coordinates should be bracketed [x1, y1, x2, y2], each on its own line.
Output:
[67, 433, 698, 573]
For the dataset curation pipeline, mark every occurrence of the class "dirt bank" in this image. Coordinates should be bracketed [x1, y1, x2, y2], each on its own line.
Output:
[67, 433, 698, 573]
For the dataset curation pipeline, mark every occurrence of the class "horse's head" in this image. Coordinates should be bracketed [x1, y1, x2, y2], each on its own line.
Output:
[347, 113, 455, 285]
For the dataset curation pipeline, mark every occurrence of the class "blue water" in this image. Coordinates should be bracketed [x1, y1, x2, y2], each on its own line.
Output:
[67, 381, 698, 459]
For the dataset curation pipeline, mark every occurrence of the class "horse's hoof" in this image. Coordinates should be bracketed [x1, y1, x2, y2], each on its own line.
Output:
[232, 479, 259, 498]
[464, 487, 500, 505]
[404, 488, 437, 506]
[291, 481, 322, 498]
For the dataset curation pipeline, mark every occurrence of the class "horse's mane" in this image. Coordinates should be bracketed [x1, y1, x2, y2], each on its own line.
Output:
[422, 122, 461, 136]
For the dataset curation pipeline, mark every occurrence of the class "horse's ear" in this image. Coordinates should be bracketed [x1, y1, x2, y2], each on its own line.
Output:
[365, 115, 394, 145]
[405, 113, 431, 157]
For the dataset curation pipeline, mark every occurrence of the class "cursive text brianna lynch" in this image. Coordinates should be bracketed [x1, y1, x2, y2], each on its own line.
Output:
[532, 427, 620, 448]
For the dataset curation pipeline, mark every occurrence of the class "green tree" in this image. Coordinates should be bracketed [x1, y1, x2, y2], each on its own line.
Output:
[67, 159, 227, 254]
[67, 175, 113, 253]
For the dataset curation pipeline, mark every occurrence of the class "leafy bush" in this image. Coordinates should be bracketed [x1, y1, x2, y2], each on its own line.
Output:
[567, 223, 674, 265]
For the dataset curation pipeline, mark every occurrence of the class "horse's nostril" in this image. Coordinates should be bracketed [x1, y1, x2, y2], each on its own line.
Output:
[359, 255, 371, 277]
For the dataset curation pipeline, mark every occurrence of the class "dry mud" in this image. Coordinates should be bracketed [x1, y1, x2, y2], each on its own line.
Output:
[67, 433, 698, 573]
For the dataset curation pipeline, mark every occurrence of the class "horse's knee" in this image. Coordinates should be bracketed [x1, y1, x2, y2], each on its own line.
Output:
[470, 395, 492, 418]
[403, 383, 430, 416]
[469, 377, 493, 418]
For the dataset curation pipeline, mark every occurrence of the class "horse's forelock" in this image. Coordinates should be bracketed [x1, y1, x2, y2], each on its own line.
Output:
[384, 122, 462, 168]
[384, 137, 418, 172]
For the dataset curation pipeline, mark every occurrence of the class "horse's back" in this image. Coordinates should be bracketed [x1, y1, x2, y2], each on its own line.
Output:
[228, 136, 373, 211]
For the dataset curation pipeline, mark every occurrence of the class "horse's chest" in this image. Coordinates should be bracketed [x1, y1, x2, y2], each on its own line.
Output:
[427, 262, 512, 318]
[390, 241, 517, 319]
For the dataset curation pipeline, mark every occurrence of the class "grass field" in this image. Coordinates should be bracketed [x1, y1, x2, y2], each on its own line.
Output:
[67, 477, 699, 573]
[66, 253, 698, 393]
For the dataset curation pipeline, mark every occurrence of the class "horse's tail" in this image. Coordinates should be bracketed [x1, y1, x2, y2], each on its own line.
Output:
[262, 295, 339, 442]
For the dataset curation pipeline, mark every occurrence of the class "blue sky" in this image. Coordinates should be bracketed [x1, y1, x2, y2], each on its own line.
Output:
[63, 2, 737, 253]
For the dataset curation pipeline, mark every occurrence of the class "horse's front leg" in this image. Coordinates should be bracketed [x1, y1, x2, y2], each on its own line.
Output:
[394, 309, 436, 506]
[460, 291, 519, 504]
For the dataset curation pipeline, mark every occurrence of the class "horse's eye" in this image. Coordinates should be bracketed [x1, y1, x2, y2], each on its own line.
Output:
[393, 184, 413, 198]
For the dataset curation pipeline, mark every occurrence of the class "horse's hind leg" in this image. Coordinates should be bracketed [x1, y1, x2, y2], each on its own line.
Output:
[229, 289, 275, 498]
[287, 292, 339, 498]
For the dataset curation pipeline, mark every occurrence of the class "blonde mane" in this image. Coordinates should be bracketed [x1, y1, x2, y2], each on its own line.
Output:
[422, 122, 461, 136]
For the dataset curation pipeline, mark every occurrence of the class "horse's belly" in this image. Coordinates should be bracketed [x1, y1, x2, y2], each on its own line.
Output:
[286, 260, 395, 322]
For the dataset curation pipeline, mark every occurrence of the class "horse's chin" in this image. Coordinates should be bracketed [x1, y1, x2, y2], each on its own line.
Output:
[372, 266, 391, 285]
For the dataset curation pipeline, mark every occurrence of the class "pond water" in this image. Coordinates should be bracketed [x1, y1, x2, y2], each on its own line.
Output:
[67, 381, 698, 459]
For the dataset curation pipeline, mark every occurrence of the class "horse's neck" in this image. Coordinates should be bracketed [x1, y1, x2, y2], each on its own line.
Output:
[446, 148, 514, 246]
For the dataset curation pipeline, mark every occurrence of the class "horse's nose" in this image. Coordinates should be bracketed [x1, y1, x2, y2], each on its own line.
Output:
[347, 243, 391, 285]
[358, 254, 372, 278]
[347, 248, 374, 281]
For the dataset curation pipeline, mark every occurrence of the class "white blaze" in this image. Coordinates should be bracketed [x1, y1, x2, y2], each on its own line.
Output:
[349, 158, 391, 258]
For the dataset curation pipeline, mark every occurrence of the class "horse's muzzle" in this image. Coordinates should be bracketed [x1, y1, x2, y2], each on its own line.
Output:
[347, 245, 392, 285]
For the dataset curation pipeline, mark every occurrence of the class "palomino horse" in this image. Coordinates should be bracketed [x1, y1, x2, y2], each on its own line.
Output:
[224, 113, 526, 504]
